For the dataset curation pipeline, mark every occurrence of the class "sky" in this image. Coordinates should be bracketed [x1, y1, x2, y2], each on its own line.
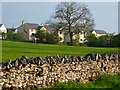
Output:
[1, 2, 118, 34]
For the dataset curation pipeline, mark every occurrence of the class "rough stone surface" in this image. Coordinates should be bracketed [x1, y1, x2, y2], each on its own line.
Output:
[0, 52, 120, 89]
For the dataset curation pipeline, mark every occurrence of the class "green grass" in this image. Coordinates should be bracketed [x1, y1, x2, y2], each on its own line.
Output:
[2, 40, 118, 62]
[44, 74, 120, 89]
[30, 74, 120, 89]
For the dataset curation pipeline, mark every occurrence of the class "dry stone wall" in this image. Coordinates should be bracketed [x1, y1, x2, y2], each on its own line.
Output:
[0, 52, 120, 90]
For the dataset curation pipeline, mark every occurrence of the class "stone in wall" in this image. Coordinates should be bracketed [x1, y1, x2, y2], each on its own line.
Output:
[0, 52, 119, 89]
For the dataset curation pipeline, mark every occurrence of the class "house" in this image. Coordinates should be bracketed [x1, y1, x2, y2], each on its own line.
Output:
[16, 21, 40, 41]
[36, 24, 54, 33]
[37, 24, 64, 42]
[78, 29, 107, 43]
[58, 29, 64, 42]
[16, 21, 107, 44]
[78, 30, 91, 43]
[91, 29, 107, 37]
[16, 21, 65, 42]
[64, 29, 107, 44]
[0, 24, 7, 39]
[7, 27, 17, 34]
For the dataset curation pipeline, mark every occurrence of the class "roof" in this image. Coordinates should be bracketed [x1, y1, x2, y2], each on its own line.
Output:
[0, 24, 3, 27]
[17, 23, 40, 30]
[94, 30, 107, 34]
[24, 23, 40, 29]
[79, 30, 93, 34]
[7, 28, 17, 32]
[36, 24, 54, 31]
[44, 24, 54, 30]
[78, 29, 107, 35]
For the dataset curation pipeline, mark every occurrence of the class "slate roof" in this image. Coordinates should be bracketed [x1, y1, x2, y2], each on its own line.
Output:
[36, 26, 43, 30]
[17, 22, 107, 35]
[36, 24, 54, 31]
[44, 24, 54, 31]
[0, 24, 3, 27]
[78, 29, 107, 35]
[23, 23, 40, 29]
[7, 28, 17, 32]
[17, 23, 40, 31]
[94, 30, 107, 34]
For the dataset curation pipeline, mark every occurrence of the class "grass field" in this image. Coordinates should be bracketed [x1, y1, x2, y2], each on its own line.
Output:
[50, 74, 120, 89]
[2, 40, 118, 62]
[30, 74, 120, 89]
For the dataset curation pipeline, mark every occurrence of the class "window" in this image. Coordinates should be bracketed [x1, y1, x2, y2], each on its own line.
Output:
[60, 31, 62, 34]
[32, 33, 35, 37]
[31, 29, 33, 32]
[80, 39, 82, 41]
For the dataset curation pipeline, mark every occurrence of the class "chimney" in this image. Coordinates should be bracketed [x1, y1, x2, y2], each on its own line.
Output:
[41, 24, 44, 26]
[22, 20, 25, 25]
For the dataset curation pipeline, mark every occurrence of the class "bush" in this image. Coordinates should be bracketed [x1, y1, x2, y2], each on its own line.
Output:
[79, 42, 87, 46]
[87, 34, 99, 47]
[86, 33, 119, 47]
[6, 32, 14, 40]
[14, 32, 24, 41]
[35, 30, 60, 44]
[46, 32, 60, 44]
[72, 39, 79, 46]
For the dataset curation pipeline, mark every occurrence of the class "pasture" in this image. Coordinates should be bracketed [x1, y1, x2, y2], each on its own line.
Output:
[51, 74, 120, 89]
[2, 40, 118, 62]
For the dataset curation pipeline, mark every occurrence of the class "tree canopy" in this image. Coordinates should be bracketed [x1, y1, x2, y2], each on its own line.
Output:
[53, 2, 94, 45]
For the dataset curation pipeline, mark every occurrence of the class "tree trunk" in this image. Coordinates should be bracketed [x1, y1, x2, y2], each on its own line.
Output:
[68, 23, 73, 45]
[70, 32, 73, 45]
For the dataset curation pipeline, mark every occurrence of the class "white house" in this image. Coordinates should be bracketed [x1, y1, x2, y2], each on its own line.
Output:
[79, 29, 107, 43]
[91, 30, 107, 37]
[58, 30, 64, 42]
[15, 21, 107, 43]
[64, 29, 107, 44]
[0, 24, 7, 39]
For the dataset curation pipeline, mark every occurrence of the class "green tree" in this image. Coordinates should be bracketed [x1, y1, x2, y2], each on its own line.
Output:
[53, 2, 94, 45]
[35, 30, 47, 43]
[46, 32, 60, 44]
[1, 32, 6, 40]
[6, 32, 14, 40]
[99, 34, 114, 47]
[87, 34, 98, 47]
[15, 32, 24, 41]
[7, 32, 14, 40]
[35, 29, 60, 44]
[72, 34, 80, 46]
[111, 34, 120, 47]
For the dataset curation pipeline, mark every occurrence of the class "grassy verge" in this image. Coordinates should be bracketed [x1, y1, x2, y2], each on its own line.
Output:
[2, 40, 118, 62]
[35, 74, 120, 89]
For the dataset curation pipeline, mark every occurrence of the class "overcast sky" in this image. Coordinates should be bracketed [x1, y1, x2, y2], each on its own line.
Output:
[2, 2, 118, 34]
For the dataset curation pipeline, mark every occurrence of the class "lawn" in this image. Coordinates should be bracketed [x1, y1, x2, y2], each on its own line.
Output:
[30, 74, 120, 89]
[1, 40, 119, 62]
[49, 74, 120, 89]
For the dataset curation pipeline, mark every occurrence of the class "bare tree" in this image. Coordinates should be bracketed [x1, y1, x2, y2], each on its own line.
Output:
[53, 2, 94, 45]
[46, 20, 67, 33]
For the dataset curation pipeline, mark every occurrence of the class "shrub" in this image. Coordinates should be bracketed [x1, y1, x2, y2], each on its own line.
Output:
[6, 32, 14, 40]
[35, 30, 60, 44]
